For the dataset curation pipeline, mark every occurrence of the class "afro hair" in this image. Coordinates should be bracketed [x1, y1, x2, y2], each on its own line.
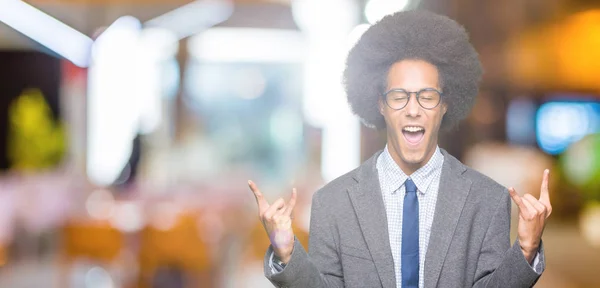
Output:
[343, 10, 483, 131]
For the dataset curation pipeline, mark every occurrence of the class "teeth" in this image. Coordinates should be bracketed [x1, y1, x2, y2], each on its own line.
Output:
[403, 126, 424, 132]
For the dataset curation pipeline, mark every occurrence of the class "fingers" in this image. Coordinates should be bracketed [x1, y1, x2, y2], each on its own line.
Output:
[283, 188, 297, 217]
[263, 198, 286, 220]
[509, 188, 529, 218]
[248, 180, 270, 211]
[523, 194, 549, 218]
[539, 169, 552, 208]
[520, 196, 537, 220]
[248, 182, 298, 223]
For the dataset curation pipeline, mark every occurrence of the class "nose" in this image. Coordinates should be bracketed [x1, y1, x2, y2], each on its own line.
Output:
[405, 93, 421, 117]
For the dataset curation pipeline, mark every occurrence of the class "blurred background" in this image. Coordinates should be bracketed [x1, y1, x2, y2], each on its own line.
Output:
[0, 0, 599, 287]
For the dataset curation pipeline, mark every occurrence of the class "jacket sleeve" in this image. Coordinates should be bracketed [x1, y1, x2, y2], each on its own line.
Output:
[472, 189, 545, 288]
[263, 191, 344, 288]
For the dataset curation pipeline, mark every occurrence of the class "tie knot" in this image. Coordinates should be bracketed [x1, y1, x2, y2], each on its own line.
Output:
[405, 179, 417, 194]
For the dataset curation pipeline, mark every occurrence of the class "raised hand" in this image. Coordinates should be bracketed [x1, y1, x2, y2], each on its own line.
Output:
[508, 169, 552, 264]
[248, 180, 297, 264]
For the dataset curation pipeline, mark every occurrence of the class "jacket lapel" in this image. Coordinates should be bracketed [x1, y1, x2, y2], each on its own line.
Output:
[424, 149, 472, 287]
[347, 151, 396, 288]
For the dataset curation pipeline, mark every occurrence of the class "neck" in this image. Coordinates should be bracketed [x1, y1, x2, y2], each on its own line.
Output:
[387, 143, 437, 176]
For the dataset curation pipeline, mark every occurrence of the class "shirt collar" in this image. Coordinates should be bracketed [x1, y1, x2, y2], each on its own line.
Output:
[377, 145, 444, 195]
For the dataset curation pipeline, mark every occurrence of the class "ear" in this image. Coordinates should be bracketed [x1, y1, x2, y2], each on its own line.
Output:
[441, 102, 448, 116]
[378, 98, 385, 115]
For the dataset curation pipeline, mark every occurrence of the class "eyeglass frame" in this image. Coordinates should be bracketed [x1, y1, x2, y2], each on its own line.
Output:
[381, 88, 444, 110]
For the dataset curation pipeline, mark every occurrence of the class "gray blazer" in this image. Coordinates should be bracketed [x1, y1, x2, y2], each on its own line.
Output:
[264, 149, 545, 288]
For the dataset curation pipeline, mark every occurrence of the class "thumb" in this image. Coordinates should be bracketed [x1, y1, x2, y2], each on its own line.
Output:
[509, 187, 526, 213]
[248, 180, 270, 212]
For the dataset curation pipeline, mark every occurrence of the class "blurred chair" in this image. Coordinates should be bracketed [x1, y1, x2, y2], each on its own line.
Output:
[62, 220, 123, 262]
[137, 212, 213, 288]
[59, 220, 125, 287]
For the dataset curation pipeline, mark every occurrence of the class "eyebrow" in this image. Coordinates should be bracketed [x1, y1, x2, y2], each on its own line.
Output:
[384, 87, 441, 92]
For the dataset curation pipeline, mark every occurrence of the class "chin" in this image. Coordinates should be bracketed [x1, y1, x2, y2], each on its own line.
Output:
[398, 147, 428, 165]
[388, 124, 438, 172]
[390, 132, 434, 170]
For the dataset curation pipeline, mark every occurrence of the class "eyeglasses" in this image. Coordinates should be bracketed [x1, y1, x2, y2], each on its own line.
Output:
[382, 88, 443, 110]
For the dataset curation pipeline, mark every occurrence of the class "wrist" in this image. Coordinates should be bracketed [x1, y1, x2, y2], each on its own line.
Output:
[519, 239, 540, 253]
[519, 241, 539, 264]
[271, 231, 294, 264]
[520, 247, 535, 264]
[519, 238, 540, 262]
[274, 250, 292, 264]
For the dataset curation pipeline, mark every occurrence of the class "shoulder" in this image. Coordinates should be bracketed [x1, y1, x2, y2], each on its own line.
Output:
[462, 166, 510, 212]
[312, 150, 382, 205]
[443, 149, 508, 203]
[463, 167, 507, 196]
[312, 167, 359, 204]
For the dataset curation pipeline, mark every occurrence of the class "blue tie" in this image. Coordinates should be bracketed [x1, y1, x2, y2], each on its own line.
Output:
[402, 178, 419, 288]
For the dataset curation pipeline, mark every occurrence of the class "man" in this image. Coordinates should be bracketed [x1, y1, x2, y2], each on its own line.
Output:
[248, 10, 551, 288]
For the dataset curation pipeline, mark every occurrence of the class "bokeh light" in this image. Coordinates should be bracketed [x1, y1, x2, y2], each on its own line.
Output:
[536, 101, 600, 155]
[86, 189, 116, 220]
[562, 133, 600, 199]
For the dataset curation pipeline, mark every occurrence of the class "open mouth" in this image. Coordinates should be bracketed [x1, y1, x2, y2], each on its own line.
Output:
[402, 126, 425, 145]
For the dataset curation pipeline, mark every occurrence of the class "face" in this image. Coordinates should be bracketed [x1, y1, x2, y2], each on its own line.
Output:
[379, 59, 447, 174]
